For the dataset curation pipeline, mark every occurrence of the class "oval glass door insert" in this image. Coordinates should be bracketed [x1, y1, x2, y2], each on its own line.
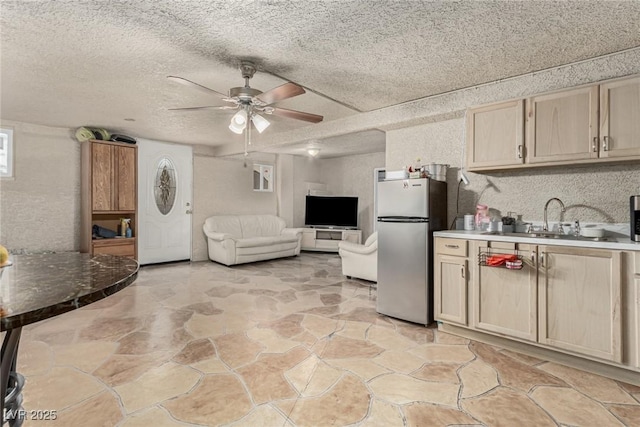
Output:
[154, 157, 177, 215]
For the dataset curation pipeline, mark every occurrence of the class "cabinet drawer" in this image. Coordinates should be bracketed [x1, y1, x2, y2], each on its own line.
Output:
[315, 239, 339, 250]
[435, 238, 467, 257]
[93, 240, 135, 257]
[489, 241, 516, 251]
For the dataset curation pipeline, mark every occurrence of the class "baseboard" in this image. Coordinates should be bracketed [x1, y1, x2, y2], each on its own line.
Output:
[440, 323, 640, 386]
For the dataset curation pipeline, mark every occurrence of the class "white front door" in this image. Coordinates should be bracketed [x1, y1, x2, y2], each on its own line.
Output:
[138, 139, 193, 265]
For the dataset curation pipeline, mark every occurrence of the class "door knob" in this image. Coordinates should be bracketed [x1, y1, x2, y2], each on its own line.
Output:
[186, 209, 193, 214]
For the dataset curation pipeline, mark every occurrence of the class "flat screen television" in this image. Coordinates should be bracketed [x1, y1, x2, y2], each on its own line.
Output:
[305, 195, 359, 229]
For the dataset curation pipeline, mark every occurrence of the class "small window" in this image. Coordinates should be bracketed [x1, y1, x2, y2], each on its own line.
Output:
[0, 128, 14, 178]
[253, 164, 274, 192]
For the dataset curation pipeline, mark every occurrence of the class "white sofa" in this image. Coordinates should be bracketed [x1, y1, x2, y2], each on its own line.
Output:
[203, 215, 303, 266]
[338, 232, 377, 282]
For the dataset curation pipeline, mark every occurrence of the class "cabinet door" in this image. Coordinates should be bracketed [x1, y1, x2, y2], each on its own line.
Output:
[92, 143, 114, 211]
[538, 246, 622, 362]
[466, 99, 524, 170]
[301, 230, 315, 250]
[635, 277, 640, 369]
[473, 243, 537, 341]
[434, 254, 467, 325]
[600, 76, 640, 158]
[526, 86, 599, 164]
[116, 146, 136, 211]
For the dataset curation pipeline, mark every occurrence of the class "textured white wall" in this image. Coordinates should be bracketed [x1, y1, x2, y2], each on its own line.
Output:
[383, 54, 640, 227]
[192, 155, 278, 261]
[321, 152, 386, 240]
[388, 119, 640, 226]
[276, 154, 294, 227]
[292, 156, 323, 228]
[6, 51, 638, 255]
[0, 121, 80, 252]
[387, 119, 464, 227]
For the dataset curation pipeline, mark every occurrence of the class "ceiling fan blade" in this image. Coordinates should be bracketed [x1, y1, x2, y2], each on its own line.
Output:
[269, 107, 323, 123]
[167, 76, 229, 98]
[255, 82, 305, 105]
[168, 105, 237, 111]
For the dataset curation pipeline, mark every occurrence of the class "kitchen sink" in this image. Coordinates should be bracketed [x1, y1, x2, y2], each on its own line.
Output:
[481, 231, 608, 242]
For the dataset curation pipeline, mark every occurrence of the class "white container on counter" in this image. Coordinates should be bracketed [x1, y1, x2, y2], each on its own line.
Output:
[464, 214, 475, 231]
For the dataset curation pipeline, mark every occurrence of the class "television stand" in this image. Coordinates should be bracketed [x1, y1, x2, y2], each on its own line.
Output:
[301, 228, 362, 252]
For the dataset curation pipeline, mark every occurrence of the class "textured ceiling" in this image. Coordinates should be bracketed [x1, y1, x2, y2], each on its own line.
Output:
[2, 1, 640, 157]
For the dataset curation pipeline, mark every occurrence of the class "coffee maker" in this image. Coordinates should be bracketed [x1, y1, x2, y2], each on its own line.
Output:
[631, 196, 640, 242]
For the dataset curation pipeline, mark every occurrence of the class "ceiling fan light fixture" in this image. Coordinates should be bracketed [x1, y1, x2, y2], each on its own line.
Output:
[228, 121, 245, 134]
[229, 109, 247, 134]
[231, 109, 247, 125]
[170, 60, 323, 141]
[307, 148, 320, 157]
[251, 113, 271, 133]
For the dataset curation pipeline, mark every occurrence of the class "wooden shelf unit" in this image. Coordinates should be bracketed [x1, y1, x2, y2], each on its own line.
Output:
[81, 140, 138, 260]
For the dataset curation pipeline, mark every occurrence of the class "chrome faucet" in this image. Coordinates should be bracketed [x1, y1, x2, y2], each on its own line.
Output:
[573, 220, 581, 236]
[542, 198, 566, 232]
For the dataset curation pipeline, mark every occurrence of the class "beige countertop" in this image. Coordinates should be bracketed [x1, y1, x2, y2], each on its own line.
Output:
[434, 229, 640, 251]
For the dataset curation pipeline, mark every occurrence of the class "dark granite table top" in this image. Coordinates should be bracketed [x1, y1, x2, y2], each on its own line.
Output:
[0, 253, 138, 331]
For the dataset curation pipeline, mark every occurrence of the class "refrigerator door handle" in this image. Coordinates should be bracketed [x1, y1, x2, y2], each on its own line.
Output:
[378, 216, 428, 223]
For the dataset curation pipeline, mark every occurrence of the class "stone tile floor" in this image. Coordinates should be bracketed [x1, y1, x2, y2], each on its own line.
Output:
[16, 253, 640, 426]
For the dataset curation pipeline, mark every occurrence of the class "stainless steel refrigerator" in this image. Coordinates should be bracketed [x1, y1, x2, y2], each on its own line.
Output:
[376, 177, 447, 325]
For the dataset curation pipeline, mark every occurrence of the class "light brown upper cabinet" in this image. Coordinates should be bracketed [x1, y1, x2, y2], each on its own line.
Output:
[466, 99, 524, 170]
[599, 76, 640, 158]
[466, 74, 640, 171]
[91, 142, 136, 212]
[526, 86, 599, 164]
[116, 145, 136, 211]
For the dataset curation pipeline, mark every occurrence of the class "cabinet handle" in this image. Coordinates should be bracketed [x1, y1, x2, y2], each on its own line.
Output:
[540, 252, 545, 267]
[531, 252, 536, 264]
[592, 137, 599, 152]
[461, 266, 465, 279]
[445, 244, 459, 249]
[603, 136, 610, 151]
[517, 144, 523, 159]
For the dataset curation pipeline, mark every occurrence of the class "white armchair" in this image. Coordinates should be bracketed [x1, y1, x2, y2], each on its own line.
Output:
[338, 232, 377, 282]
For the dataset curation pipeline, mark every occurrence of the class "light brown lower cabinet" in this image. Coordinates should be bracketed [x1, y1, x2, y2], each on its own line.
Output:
[435, 254, 468, 326]
[436, 238, 630, 368]
[635, 277, 640, 369]
[538, 246, 622, 363]
[474, 243, 537, 342]
[434, 238, 469, 326]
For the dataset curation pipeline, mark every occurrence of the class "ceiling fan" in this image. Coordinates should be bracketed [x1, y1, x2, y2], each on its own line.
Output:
[167, 61, 323, 136]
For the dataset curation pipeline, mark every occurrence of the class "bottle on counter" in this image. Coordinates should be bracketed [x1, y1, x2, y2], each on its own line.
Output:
[119, 218, 131, 237]
[475, 204, 490, 231]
